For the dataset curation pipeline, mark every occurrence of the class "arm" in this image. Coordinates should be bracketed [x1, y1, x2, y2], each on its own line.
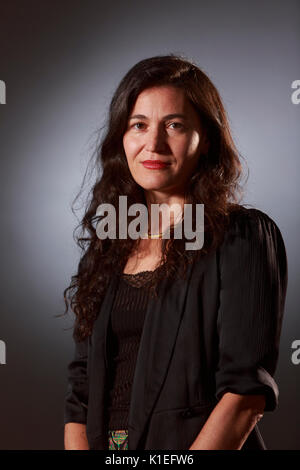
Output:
[189, 209, 287, 450]
[64, 423, 89, 450]
[64, 334, 90, 450]
[189, 392, 265, 450]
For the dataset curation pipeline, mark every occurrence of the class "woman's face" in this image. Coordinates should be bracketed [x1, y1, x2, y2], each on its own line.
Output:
[122, 85, 209, 195]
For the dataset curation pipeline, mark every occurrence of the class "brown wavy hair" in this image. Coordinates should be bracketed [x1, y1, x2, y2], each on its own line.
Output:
[62, 53, 248, 342]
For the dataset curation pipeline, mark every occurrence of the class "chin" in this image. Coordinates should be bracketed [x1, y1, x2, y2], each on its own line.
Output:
[133, 172, 164, 185]
[137, 180, 170, 192]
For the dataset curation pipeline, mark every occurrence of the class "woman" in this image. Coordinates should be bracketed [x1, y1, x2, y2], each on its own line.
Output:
[63, 54, 288, 450]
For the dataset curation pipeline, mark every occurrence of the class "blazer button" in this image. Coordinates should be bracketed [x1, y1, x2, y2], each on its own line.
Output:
[181, 408, 193, 418]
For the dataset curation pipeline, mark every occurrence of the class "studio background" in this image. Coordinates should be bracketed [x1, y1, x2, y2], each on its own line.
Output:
[0, 0, 299, 450]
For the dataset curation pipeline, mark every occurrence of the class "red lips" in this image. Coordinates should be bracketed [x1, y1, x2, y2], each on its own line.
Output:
[142, 160, 171, 169]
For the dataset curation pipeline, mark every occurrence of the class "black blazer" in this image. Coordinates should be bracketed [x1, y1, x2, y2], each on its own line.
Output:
[63, 207, 288, 450]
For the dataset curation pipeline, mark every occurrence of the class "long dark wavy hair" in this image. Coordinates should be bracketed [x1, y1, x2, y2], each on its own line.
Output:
[62, 54, 248, 342]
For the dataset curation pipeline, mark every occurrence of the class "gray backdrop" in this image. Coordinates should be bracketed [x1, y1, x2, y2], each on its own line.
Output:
[0, 0, 299, 450]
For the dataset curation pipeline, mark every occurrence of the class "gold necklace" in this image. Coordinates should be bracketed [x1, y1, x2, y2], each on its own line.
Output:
[141, 229, 164, 239]
[147, 232, 163, 239]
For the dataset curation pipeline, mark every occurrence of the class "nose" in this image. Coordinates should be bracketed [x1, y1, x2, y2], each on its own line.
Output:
[145, 125, 166, 153]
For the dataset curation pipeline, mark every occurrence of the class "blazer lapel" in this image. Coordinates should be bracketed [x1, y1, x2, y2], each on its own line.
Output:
[88, 274, 119, 442]
[127, 261, 195, 449]
[91, 260, 195, 449]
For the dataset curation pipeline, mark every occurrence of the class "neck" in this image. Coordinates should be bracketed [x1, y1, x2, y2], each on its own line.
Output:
[144, 189, 185, 235]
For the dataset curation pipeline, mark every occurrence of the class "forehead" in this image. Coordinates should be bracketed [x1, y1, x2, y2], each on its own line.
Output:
[130, 85, 201, 126]
[132, 85, 189, 112]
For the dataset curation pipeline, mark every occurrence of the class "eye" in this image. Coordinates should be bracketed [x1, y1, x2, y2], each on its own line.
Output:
[132, 122, 146, 130]
[168, 122, 184, 129]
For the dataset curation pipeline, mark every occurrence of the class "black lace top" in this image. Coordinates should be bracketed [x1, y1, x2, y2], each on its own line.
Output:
[106, 267, 162, 431]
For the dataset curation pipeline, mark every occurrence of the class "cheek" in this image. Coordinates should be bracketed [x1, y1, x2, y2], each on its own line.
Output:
[123, 134, 140, 160]
[186, 132, 201, 156]
[173, 133, 201, 165]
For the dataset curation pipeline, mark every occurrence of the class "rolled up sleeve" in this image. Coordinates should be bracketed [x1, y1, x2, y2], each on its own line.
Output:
[215, 208, 288, 412]
[64, 334, 89, 424]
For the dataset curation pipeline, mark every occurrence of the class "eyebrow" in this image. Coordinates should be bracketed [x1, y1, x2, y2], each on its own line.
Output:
[129, 113, 187, 120]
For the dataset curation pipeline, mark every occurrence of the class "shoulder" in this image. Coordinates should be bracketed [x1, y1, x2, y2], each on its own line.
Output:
[218, 204, 287, 268]
[224, 204, 284, 244]
[216, 205, 288, 295]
